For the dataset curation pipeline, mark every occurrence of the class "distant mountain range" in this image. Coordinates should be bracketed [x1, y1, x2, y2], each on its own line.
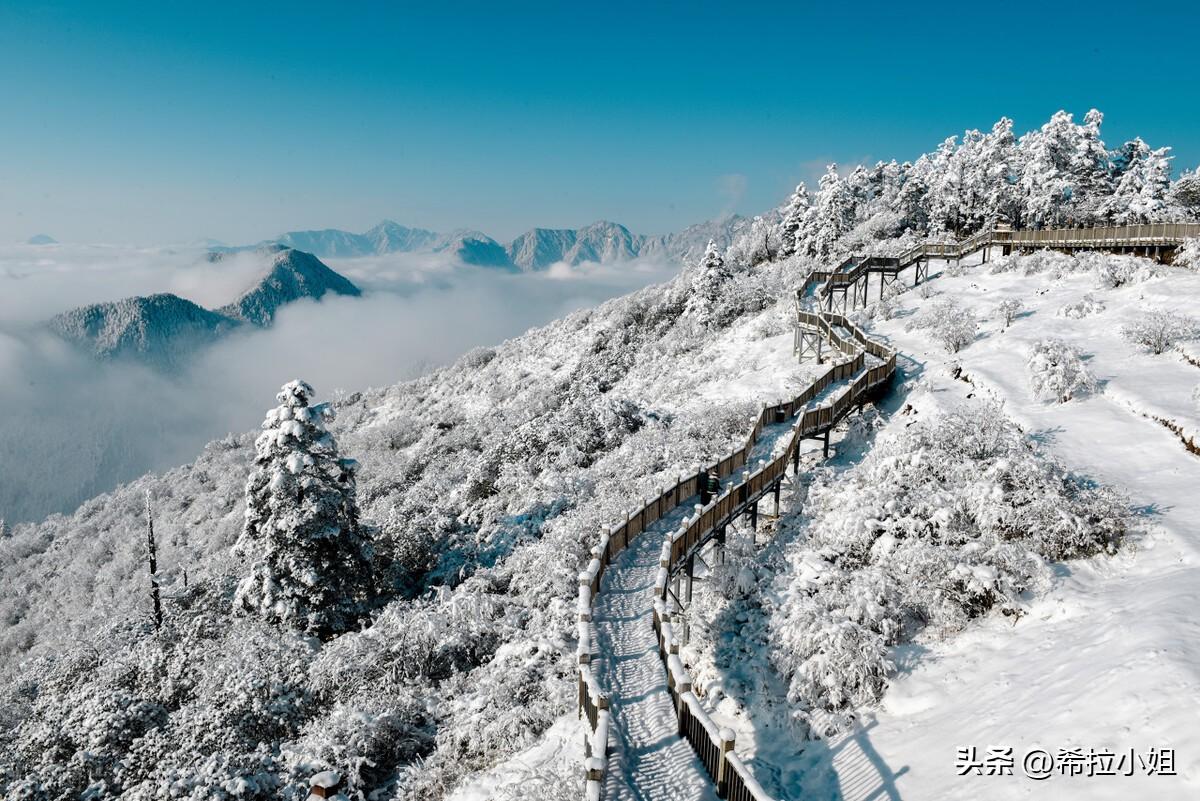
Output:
[224, 217, 750, 271]
[50, 246, 360, 368]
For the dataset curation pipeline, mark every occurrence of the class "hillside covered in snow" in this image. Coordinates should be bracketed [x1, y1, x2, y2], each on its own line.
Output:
[2, 108, 1199, 801]
[48, 246, 361, 367]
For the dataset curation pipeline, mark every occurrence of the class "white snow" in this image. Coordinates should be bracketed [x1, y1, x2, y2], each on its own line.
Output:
[827, 255, 1200, 800]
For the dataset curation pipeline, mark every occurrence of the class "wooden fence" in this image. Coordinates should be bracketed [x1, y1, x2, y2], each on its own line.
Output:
[803, 222, 1200, 310]
[576, 301, 898, 799]
[579, 219, 1198, 798]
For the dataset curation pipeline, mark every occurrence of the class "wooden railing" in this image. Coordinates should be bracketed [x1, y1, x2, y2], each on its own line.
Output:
[578, 219, 1198, 798]
[802, 222, 1200, 307]
[576, 290, 898, 798]
[647, 310, 896, 801]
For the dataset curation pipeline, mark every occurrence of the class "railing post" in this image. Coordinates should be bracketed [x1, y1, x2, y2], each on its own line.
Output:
[716, 728, 736, 796]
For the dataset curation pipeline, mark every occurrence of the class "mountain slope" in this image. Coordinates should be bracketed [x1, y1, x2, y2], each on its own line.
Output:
[276, 228, 374, 258]
[217, 247, 362, 326]
[48, 248, 362, 368]
[365, 221, 440, 254]
[506, 221, 642, 270]
[49, 293, 238, 367]
[257, 217, 749, 269]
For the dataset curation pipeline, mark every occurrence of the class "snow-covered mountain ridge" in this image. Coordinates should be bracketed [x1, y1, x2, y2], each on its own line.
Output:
[253, 216, 752, 270]
[48, 246, 360, 366]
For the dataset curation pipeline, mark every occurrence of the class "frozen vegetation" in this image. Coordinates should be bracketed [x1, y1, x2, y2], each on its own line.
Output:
[2, 108, 1199, 800]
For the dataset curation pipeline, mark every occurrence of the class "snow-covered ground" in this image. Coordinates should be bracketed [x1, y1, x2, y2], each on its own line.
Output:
[847, 255, 1200, 800]
[668, 253, 1200, 801]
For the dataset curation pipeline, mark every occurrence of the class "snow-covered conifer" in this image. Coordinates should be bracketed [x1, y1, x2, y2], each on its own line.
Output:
[1017, 111, 1077, 227]
[1104, 139, 1174, 223]
[802, 165, 857, 256]
[234, 379, 374, 637]
[1170, 168, 1200, 216]
[684, 240, 734, 326]
[1070, 109, 1113, 222]
[776, 183, 811, 258]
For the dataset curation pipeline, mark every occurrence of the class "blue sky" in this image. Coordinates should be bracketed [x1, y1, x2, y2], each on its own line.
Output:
[1, 0, 1196, 245]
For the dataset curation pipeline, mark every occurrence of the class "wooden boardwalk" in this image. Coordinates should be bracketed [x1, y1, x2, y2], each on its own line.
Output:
[575, 220, 1199, 801]
[802, 222, 1200, 314]
[577, 306, 896, 800]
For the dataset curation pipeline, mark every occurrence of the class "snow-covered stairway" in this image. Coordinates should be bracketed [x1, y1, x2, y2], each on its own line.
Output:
[799, 222, 1200, 315]
[593, 500, 721, 801]
[577, 303, 900, 801]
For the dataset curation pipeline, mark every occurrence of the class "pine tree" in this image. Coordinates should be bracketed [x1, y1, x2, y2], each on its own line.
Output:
[972, 118, 1020, 230]
[1017, 111, 1078, 228]
[684, 240, 734, 326]
[776, 183, 811, 258]
[234, 379, 374, 638]
[803, 164, 857, 256]
[1070, 109, 1113, 223]
[928, 135, 966, 234]
[1104, 139, 1174, 223]
[1171, 168, 1200, 216]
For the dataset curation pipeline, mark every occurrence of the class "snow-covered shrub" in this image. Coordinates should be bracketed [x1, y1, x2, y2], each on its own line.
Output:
[1093, 255, 1162, 288]
[1121, 309, 1199, 354]
[987, 250, 1079, 277]
[1175, 237, 1200, 271]
[944, 259, 969, 278]
[996, 298, 1023, 328]
[233, 380, 375, 638]
[1058, 293, 1106, 319]
[766, 399, 1128, 730]
[1027, 339, 1098, 402]
[906, 298, 978, 352]
[870, 282, 906, 321]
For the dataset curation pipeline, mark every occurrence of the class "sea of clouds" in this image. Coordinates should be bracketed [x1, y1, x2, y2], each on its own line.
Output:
[0, 243, 679, 524]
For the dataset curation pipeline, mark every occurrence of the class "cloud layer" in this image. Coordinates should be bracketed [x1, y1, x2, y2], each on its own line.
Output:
[0, 245, 678, 523]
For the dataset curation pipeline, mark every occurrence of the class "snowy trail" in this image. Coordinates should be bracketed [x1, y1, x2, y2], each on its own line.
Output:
[594, 498, 720, 801]
[593, 349, 882, 801]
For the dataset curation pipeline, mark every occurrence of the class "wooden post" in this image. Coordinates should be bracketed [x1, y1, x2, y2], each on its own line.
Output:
[685, 553, 694, 604]
[823, 429, 830, 458]
[716, 728, 736, 796]
[308, 771, 344, 799]
[749, 501, 758, 532]
[774, 480, 781, 516]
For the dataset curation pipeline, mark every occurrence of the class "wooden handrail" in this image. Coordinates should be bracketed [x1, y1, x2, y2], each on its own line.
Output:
[801, 222, 1200, 306]
[578, 290, 898, 799]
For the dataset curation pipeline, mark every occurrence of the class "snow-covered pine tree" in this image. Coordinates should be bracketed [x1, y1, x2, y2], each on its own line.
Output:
[234, 379, 374, 638]
[1017, 110, 1078, 228]
[776, 183, 811, 258]
[684, 240, 734, 326]
[928, 134, 967, 234]
[1171, 168, 1200, 216]
[803, 164, 857, 256]
[1070, 109, 1113, 223]
[1104, 139, 1173, 224]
